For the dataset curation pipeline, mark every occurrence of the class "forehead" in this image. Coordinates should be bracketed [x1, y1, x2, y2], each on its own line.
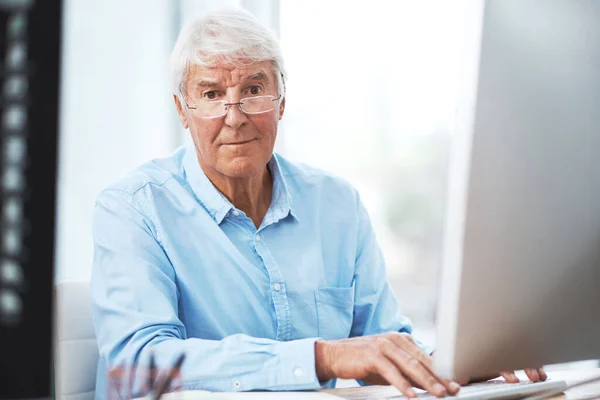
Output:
[186, 60, 276, 87]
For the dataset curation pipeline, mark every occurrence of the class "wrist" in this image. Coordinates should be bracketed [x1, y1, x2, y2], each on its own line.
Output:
[314, 340, 334, 381]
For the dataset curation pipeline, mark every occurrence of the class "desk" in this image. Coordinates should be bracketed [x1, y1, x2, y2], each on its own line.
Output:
[542, 370, 600, 399]
[154, 369, 600, 399]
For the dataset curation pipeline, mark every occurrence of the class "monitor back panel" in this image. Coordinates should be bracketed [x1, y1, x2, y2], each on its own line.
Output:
[437, 0, 600, 380]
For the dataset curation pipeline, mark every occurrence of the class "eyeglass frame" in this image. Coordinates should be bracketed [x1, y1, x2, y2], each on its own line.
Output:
[183, 94, 282, 119]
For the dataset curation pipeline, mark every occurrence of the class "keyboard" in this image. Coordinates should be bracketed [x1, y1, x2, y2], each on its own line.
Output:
[321, 379, 567, 400]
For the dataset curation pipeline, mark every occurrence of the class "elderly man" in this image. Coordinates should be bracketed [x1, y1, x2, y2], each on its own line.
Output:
[91, 8, 546, 399]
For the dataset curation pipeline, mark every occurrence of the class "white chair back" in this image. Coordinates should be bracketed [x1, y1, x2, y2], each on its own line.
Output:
[54, 281, 98, 400]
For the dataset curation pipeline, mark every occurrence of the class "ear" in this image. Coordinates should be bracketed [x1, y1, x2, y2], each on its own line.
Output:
[173, 94, 189, 129]
[278, 96, 286, 121]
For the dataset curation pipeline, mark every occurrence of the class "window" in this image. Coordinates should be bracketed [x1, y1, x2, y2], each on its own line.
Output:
[279, 0, 469, 342]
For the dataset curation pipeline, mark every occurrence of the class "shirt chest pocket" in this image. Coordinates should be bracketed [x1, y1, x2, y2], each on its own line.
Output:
[314, 283, 355, 340]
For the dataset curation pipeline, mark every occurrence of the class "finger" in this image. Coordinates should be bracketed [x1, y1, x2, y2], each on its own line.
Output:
[456, 377, 470, 386]
[417, 355, 461, 395]
[369, 356, 418, 398]
[538, 368, 547, 381]
[501, 371, 520, 383]
[525, 368, 540, 382]
[388, 333, 461, 395]
[382, 344, 447, 398]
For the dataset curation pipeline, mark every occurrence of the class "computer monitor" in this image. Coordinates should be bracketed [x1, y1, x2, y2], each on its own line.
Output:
[0, 0, 62, 398]
[434, 0, 600, 381]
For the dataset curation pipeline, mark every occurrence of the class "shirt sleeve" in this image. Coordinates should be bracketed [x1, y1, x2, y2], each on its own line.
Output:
[349, 193, 435, 356]
[91, 189, 324, 395]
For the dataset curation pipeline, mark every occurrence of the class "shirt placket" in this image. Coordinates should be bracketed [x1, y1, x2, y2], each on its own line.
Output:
[252, 230, 291, 341]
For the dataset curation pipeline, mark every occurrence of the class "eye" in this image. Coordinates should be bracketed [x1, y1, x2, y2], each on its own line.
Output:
[248, 85, 262, 95]
[203, 91, 218, 100]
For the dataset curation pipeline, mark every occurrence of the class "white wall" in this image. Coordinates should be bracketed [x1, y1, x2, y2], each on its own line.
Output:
[55, 0, 181, 282]
[180, 0, 279, 30]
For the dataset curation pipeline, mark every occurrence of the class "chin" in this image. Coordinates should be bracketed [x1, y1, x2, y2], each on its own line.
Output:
[220, 156, 268, 178]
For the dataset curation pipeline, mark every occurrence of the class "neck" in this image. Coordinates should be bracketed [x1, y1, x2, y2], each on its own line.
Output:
[199, 159, 273, 229]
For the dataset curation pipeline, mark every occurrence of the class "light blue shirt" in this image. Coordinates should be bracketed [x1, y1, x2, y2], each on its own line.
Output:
[91, 145, 431, 399]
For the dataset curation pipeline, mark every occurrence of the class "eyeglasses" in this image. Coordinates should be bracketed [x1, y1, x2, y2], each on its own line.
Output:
[184, 94, 282, 119]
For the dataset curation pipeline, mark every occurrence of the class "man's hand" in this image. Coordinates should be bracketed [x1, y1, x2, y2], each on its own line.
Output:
[314, 332, 461, 398]
[500, 368, 547, 383]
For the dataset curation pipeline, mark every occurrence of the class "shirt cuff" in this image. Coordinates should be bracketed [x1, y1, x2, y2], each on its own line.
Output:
[271, 337, 329, 391]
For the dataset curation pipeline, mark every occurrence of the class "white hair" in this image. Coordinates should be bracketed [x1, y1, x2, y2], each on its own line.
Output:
[169, 7, 286, 100]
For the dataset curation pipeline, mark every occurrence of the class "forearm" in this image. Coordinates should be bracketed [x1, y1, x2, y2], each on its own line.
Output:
[104, 333, 325, 394]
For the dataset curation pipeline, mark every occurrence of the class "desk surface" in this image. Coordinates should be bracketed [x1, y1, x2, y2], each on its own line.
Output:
[155, 369, 600, 399]
[543, 370, 600, 399]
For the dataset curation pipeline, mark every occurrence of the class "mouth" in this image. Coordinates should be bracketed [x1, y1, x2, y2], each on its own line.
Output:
[223, 139, 256, 146]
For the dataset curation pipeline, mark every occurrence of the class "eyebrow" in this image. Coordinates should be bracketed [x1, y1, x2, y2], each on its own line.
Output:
[194, 71, 270, 89]
[246, 71, 269, 82]
[196, 80, 220, 88]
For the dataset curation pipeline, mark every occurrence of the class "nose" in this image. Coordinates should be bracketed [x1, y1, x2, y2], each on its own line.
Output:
[224, 102, 247, 130]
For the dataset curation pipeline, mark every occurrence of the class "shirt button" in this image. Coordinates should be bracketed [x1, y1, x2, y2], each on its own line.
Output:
[273, 283, 281, 291]
[294, 368, 304, 378]
[232, 210, 240, 216]
[234, 381, 241, 389]
[255, 234, 261, 241]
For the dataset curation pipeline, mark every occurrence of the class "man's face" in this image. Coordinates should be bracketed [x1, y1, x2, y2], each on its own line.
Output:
[174, 61, 285, 179]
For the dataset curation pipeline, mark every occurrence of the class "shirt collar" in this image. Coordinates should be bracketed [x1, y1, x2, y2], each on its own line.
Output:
[182, 145, 233, 224]
[182, 145, 298, 225]
[268, 153, 299, 224]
